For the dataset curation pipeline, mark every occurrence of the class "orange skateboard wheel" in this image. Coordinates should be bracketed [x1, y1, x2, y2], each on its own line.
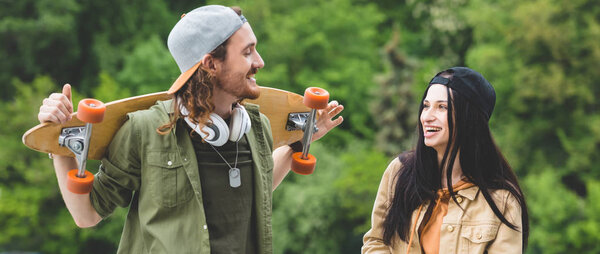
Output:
[303, 87, 329, 109]
[67, 169, 94, 194]
[291, 152, 317, 175]
[77, 99, 106, 123]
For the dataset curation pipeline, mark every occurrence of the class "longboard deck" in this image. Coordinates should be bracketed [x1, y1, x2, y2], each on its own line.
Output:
[23, 86, 309, 160]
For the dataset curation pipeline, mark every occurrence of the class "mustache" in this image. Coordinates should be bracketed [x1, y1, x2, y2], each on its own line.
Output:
[247, 68, 258, 76]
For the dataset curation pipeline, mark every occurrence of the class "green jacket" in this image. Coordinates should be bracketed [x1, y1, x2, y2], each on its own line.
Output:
[89, 100, 274, 254]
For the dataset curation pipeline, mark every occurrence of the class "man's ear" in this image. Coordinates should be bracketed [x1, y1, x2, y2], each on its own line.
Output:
[201, 54, 219, 73]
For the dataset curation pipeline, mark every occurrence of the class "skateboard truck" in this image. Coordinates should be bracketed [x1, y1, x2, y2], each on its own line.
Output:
[286, 113, 317, 132]
[59, 126, 91, 174]
[60, 99, 106, 194]
[290, 87, 330, 175]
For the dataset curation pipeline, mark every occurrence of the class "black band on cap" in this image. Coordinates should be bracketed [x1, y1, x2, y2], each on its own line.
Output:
[430, 76, 450, 86]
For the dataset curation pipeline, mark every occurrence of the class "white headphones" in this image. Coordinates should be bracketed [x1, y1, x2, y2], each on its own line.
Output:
[180, 103, 251, 146]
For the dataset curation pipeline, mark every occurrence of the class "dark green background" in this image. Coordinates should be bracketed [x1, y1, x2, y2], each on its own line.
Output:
[1, 0, 599, 253]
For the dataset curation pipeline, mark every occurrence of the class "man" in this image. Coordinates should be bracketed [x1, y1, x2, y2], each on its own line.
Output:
[37, 5, 344, 253]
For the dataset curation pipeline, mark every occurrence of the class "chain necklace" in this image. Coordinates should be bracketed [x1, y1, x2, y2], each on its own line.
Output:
[208, 141, 241, 188]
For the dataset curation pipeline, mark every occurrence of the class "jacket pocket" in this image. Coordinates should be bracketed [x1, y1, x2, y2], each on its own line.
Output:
[147, 151, 193, 208]
[460, 223, 499, 253]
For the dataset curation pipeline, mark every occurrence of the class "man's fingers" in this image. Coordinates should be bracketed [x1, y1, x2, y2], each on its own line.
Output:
[46, 104, 70, 123]
[40, 102, 71, 124]
[44, 98, 72, 117]
[328, 104, 344, 116]
[320, 101, 343, 117]
[324, 100, 339, 112]
[48, 92, 74, 114]
[332, 116, 344, 126]
[38, 110, 65, 124]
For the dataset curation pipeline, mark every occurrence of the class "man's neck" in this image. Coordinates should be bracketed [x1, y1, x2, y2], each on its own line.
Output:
[211, 90, 239, 120]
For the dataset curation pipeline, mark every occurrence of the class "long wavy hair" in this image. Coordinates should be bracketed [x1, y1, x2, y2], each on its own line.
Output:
[157, 7, 242, 135]
[382, 71, 529, 250]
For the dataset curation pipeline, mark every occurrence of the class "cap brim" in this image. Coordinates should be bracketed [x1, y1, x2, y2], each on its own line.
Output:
[167, 61, 202, 94]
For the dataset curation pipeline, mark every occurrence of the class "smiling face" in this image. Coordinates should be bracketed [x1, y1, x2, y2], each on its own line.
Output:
[421, 84, 451, 154]
[214, 23, 264, 100]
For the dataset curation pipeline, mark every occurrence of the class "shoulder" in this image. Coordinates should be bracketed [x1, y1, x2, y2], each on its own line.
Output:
[126, 100, 173, 131]
[489, 188, 520, 210]
[381, 155, 406, 194]
[488, 188, 523, 223]
[128, 100, 171, 123]
[384, 157, 402, 178]
[384, 151, 414, 181]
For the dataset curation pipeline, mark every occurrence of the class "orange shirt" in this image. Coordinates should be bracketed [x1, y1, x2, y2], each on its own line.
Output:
[419, 180, 475, 254]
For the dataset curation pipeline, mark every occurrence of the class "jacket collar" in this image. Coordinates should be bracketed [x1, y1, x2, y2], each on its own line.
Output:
[457, 185, 479, 201]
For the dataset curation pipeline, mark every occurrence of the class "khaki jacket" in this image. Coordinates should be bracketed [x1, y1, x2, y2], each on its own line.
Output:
[362, 158, 522, 254]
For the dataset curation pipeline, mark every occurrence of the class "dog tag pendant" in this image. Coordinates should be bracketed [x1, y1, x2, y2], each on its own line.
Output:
[229, 168, 241, 188]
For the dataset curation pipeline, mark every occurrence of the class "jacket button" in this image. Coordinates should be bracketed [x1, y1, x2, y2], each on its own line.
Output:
[476, 233, 482, 239]
[447, 225, 454, 232]
[167, 160, 173, 166]
[456, 196, 463, 203]
[203, 225, 208, 230]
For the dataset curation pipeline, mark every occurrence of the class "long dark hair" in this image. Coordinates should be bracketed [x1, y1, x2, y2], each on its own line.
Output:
[382, 72, 529, 250]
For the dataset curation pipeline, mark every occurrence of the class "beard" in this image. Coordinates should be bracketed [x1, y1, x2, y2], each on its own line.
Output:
[215, 66, 261, 100]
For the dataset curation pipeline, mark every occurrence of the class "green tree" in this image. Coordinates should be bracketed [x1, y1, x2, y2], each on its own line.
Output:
[464, 0, 600, 252]
[216, 0, 386, 145]
[0, 77, 126, 253]
[116, 35, 180, 95]
[370, 27, 419, 156]
[0, 0, 81, 100]
[272, 142, 389, 254]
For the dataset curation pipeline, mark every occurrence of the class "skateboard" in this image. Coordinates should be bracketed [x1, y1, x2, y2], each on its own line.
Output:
[22, 86, 329, 193]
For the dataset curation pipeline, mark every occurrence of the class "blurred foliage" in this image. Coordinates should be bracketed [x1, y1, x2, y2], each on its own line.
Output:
[1, 0, 599, 253]
[0, 77, 127, 253]
[273, 142, 389, 253]
[371, 26, 419, 156]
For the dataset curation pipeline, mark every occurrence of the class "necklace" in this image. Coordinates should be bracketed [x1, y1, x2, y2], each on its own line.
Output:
[208, 141, 241, 188]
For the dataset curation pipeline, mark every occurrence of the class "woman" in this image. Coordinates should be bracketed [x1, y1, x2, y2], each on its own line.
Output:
[362, 67, 528, 253]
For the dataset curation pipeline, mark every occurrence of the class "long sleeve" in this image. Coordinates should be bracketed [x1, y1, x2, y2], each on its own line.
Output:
[362, 158, 401, 254]
[486, 191, 523, 254]
[90, 117, 141, 218]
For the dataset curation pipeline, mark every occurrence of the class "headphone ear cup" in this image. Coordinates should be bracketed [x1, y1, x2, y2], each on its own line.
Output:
[242, 107, 251, 134]
[229, 105, 251, 142]
[205, 113, 229, 146]
[181, 104, 229, 146]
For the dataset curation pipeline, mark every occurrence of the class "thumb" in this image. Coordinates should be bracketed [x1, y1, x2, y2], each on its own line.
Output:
[63, 84, 73, 113]
[62, 84, 72, 102]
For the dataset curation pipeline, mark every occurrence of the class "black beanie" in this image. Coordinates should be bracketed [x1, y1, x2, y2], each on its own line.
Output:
[428, 67, 496, 120]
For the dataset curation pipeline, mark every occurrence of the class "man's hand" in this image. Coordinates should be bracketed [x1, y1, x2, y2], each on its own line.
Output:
[38, 84, 73, 124]
[311, 100, 344, 142]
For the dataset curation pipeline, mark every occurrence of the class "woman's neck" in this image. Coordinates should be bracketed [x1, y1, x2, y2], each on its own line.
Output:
[438, 151, 464, 188]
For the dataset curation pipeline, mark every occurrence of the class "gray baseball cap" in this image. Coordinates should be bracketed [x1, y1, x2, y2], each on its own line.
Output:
[167, 5, 247, 94]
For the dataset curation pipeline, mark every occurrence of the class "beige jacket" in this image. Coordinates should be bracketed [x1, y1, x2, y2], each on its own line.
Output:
[362, 158, 522, 254]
